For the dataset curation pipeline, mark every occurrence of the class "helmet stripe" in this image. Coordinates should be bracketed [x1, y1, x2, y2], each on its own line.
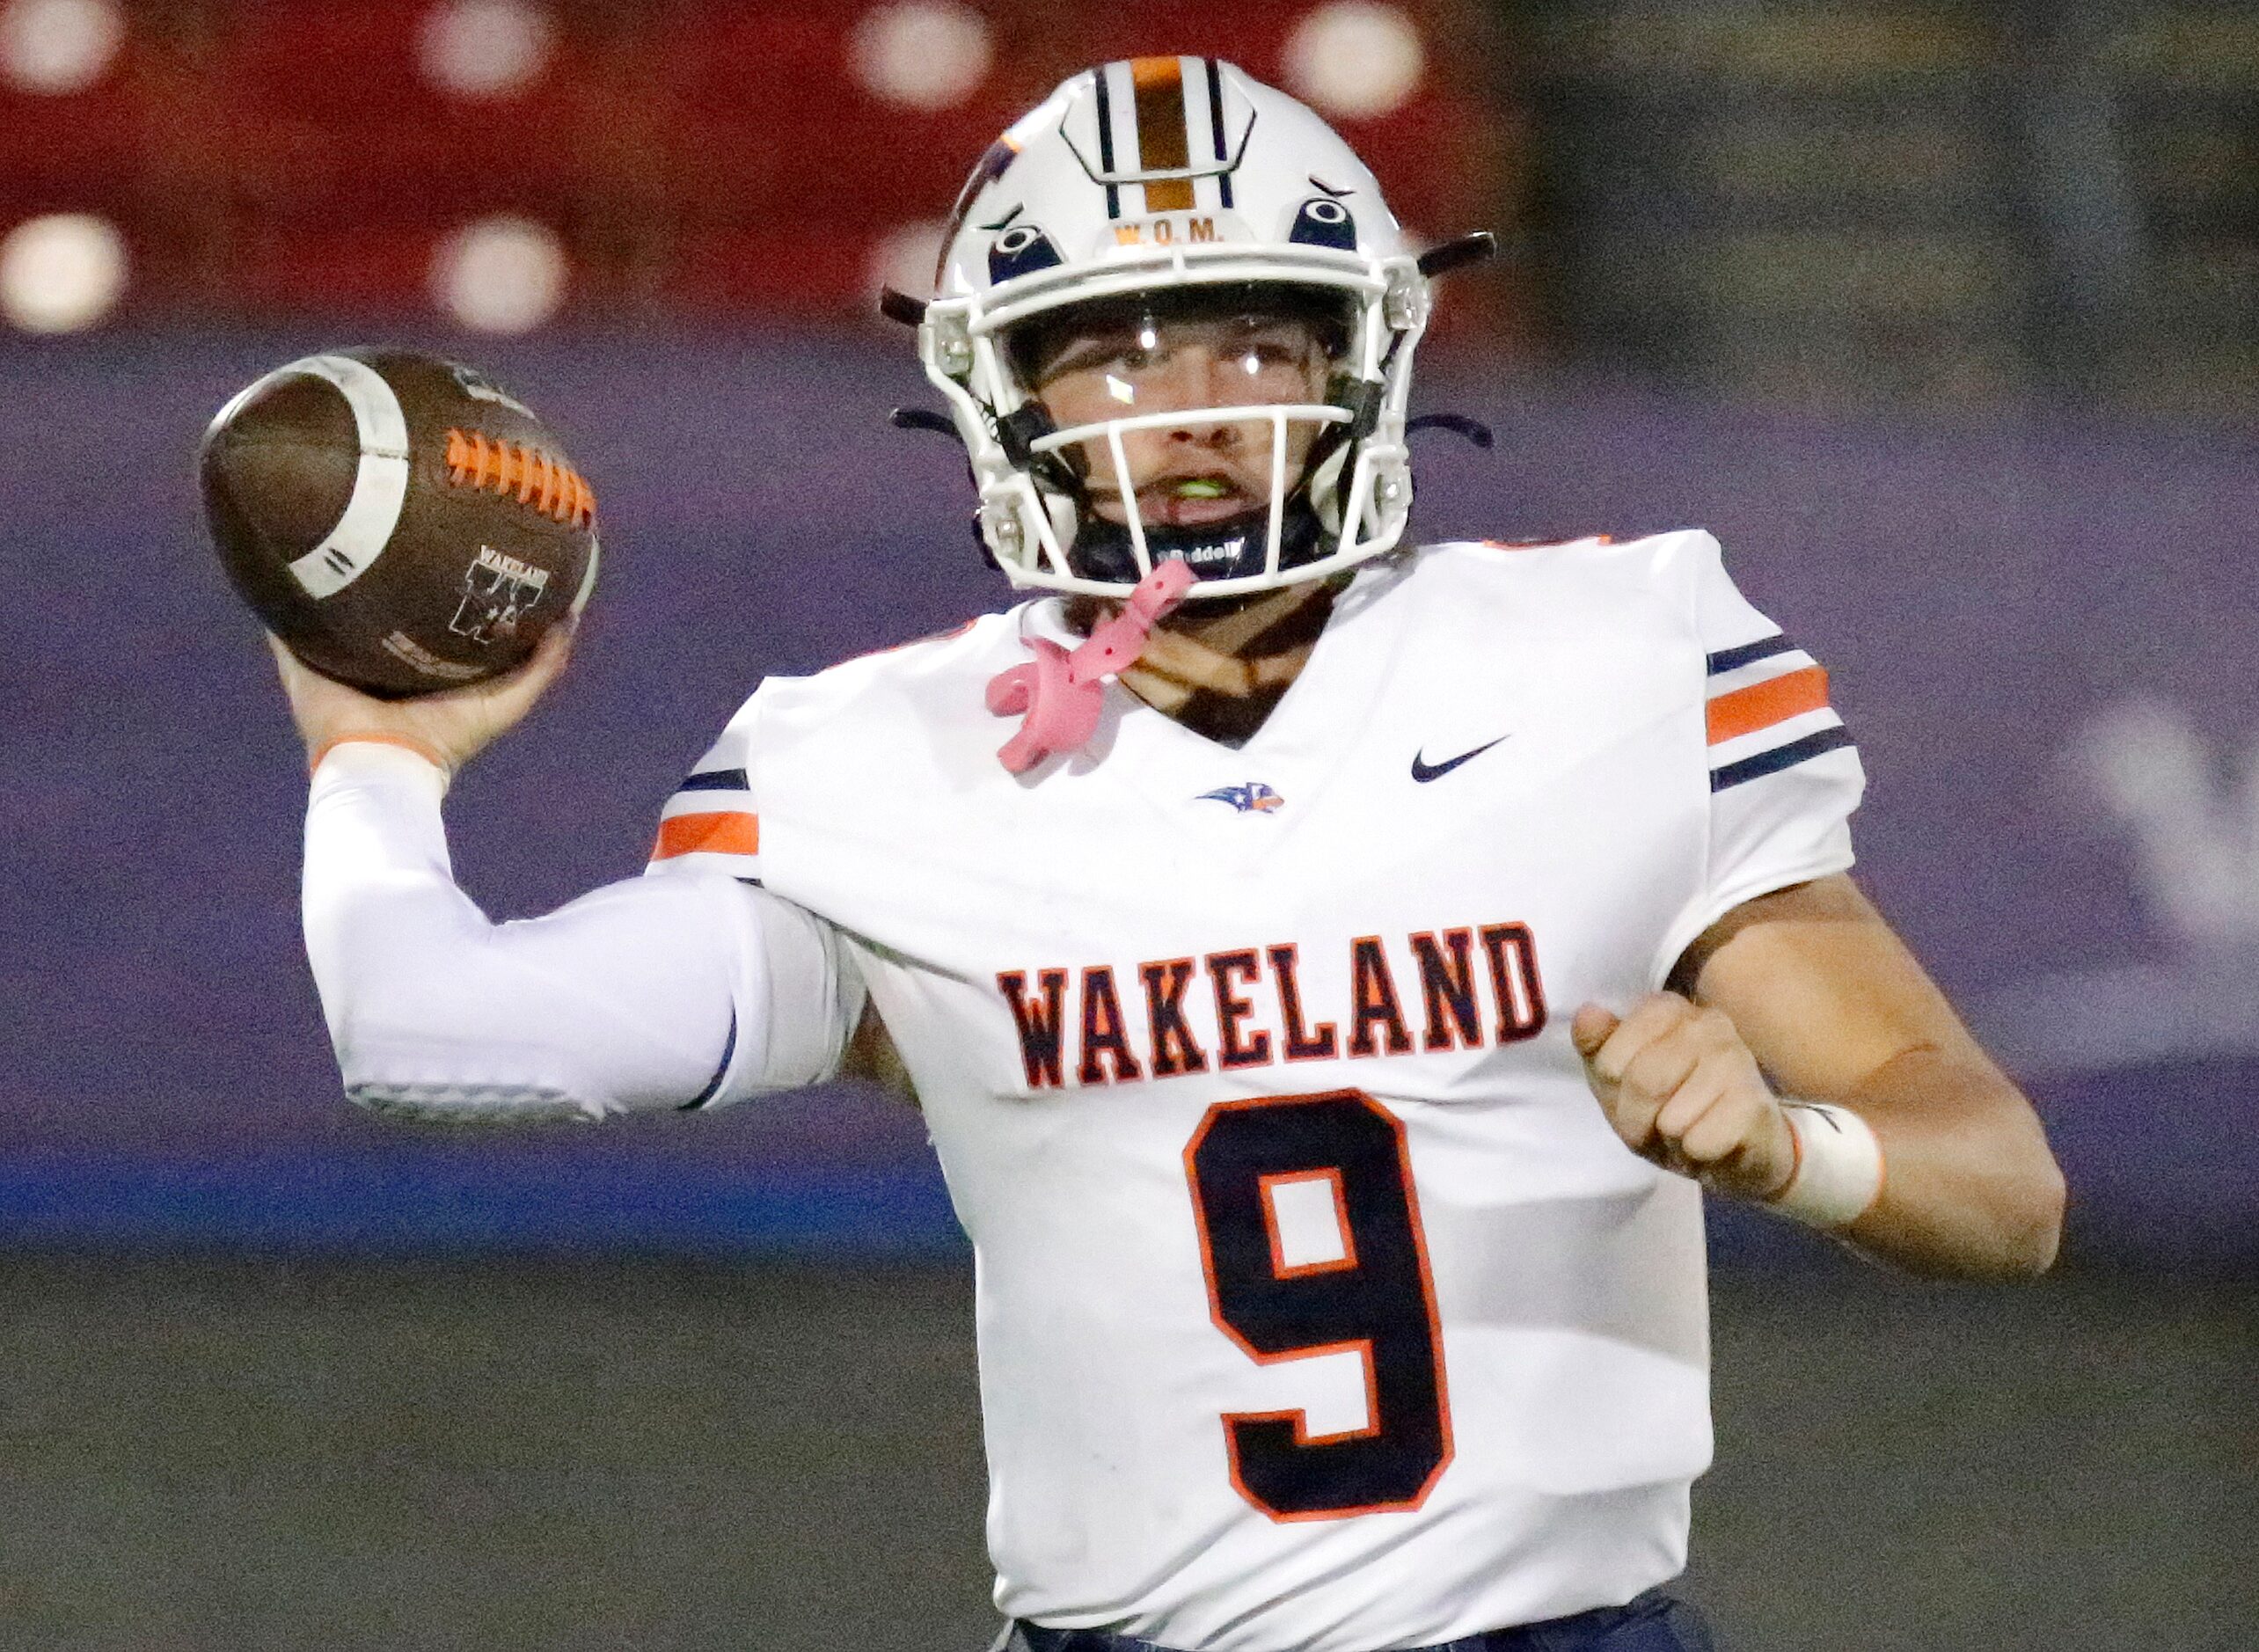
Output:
[1130, 55, 1195, 211]
[1091, 65, 1122, 219]
[1203, 56, 1235, 208]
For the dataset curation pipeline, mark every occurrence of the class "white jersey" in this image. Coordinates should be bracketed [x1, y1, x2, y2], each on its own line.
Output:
[647, 530, 1862, 1650]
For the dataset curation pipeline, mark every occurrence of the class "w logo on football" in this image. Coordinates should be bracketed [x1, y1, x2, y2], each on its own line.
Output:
[450, 545, 550, 646]
[1198, 782, 1284, 813]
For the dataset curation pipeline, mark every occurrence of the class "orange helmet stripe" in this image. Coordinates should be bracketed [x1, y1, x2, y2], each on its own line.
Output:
[1131, 55, 1195, 212]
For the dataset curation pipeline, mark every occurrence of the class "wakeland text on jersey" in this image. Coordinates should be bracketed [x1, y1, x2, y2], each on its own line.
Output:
[997, 925, 1547, 1090]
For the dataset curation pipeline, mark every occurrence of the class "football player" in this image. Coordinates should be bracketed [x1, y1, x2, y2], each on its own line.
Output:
[278, 60, 2065, 1652]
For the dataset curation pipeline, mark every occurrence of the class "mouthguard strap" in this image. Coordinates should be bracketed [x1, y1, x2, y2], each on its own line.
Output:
[986, 560, 1198, 773]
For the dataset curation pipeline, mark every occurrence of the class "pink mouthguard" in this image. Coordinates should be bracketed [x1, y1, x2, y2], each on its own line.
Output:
[986, 559, 1198, 773]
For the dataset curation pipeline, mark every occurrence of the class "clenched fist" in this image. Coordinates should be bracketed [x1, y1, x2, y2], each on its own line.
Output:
[1571, 993, 1797, 1203]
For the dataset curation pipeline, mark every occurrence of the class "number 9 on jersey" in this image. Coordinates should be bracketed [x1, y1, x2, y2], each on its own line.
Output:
[1185, 1090, 1453, 1521]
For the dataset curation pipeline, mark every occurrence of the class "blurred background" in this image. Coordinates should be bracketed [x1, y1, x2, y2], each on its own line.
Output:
[0, 2, 2251, 1648]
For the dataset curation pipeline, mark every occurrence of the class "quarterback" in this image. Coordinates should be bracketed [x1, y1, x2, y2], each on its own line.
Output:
[276, 61, 2065, 1652]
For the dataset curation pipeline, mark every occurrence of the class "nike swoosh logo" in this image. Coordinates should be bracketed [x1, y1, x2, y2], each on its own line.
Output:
[1410, 736, 1510, 783]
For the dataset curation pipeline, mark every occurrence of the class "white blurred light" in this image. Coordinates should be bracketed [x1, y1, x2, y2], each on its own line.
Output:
[0, 0, 124, 94]
[850, 1, 991, 110]
[866, 219, 947, 304]
[1283, 2, 1425, 120]
[0, 212, 126, 332]
[432, 216, 566, 333]
[419, 0, 552, 99]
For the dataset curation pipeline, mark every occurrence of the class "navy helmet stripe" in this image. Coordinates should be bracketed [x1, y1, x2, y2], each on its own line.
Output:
[1205, 57, 1234, 208]
[1705, 633, 1796, 676]
[1710, 727, 1855, 791]
[1092, 66, 1122, 219]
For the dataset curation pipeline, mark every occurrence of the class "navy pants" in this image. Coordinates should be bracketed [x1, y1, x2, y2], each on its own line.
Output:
[1001, 1587, 1719, 1652]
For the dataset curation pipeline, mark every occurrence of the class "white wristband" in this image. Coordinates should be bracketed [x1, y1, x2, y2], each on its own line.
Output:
[1766, 1102, 1885, 1230]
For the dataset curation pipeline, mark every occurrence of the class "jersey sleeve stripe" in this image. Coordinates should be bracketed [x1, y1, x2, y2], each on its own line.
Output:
[1710, 726, 1855, 791]
[1705, 632, 1795, 675]
[1705, 664, 1829, 744]
[676, 1009, 737, 1111]
[676, 767, 750, 793]
[651, 810, 760, 860]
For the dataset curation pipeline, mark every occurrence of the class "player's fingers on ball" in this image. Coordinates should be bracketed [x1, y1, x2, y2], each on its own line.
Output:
[267, 634, 330, 697]
[534, 616, 576, 663]
[472, 625, 575, 720]
[268, 634, 387, 741]
[524, 620, 578, 683]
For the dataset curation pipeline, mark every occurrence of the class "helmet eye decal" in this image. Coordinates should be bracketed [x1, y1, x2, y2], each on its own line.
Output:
[1289, 194, 1358, 251]
[989, 219, 1064, 282]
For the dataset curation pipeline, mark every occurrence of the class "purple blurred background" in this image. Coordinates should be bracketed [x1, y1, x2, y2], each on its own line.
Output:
[3, 327, 2251, 1268]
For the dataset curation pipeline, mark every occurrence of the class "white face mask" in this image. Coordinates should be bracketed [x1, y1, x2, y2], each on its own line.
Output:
[1023, 310, 1341, 533]
[992, 288, 1372, 588]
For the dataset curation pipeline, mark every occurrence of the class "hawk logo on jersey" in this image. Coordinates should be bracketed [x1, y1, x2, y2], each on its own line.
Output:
[1199, 782, 1283, 813]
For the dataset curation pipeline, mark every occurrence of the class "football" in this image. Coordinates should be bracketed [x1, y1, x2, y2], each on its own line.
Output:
[200, 348, 599, 698]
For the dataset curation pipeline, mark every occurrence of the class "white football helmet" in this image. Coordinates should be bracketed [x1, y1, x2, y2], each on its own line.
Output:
[895, 57, 1489, 602]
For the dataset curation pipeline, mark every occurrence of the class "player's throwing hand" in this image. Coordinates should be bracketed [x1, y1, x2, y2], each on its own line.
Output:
[269, 622, 574, 780]
[1572, 995, 1798, 1203]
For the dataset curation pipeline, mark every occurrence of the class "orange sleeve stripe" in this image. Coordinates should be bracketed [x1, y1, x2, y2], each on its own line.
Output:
[650, 811, 759, 860]
[1707, 664, 1830, 745]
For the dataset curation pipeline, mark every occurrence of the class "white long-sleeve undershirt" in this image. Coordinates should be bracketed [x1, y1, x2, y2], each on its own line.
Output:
[301, 742, 859, 1121]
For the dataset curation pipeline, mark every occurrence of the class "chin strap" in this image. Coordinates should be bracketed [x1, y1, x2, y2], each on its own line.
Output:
[985, 560, 1197, 774]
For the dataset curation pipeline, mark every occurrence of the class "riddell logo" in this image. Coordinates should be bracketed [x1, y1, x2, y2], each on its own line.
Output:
[1184, 536, 1248, 567]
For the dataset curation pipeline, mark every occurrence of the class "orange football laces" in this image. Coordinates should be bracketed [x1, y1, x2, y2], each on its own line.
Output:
[442, 428, 597, 528]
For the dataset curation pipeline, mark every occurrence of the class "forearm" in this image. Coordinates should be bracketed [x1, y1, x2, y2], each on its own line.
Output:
[1663, 876, 2066, 1279]
[1828, 1046, 2065, 1279]
[303, 742, 852, 1119]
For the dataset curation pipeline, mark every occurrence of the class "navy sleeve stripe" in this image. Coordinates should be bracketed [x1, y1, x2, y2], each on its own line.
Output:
[676, 767, 750, 793]
[678, 1008, 737, 1111]
[1711, 726, 1855, 792]
[1706, 633, 1796, 675]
